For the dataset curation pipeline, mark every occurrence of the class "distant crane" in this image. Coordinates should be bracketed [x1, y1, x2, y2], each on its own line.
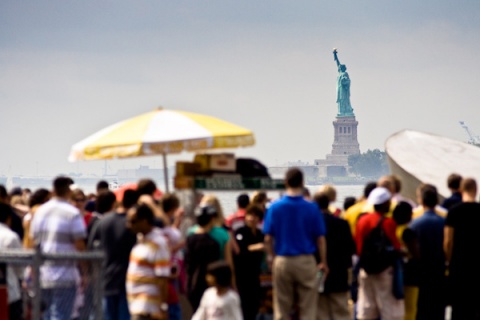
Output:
[459, 121, 480, 146]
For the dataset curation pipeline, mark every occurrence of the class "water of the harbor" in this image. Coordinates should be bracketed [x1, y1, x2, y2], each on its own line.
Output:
[14, 180, 365, 216]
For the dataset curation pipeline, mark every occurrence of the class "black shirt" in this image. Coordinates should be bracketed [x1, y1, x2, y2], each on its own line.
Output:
[233, 226, 265, 281]
[445, 202, 480, 287]
[88, 211, 137, 296]
[315, 213, 356, 293]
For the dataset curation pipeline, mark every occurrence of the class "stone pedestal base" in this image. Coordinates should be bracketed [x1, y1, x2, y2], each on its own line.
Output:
[330, 116, 360, 156]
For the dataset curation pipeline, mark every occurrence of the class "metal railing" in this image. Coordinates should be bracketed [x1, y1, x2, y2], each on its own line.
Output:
[0, 247, 104, 320]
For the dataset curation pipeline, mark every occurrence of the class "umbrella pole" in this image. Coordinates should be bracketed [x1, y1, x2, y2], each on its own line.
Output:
[162, 153, 169, 193]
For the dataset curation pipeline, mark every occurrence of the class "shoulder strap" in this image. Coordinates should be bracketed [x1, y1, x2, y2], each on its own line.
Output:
[374, 216, 385, 229]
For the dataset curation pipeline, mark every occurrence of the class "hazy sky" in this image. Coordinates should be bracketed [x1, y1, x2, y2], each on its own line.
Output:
[1, 1, 480, 178]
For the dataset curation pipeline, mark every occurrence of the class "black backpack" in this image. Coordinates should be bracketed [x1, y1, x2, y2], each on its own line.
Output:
[359, 217, 395, 274]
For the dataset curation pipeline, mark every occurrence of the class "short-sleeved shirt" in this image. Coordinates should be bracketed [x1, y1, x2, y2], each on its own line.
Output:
[87, 211, 137, 296]
[234, 226, 265, 280]
[263, 195, 326, 256]
[191, 287, 243, 320]
[30, 198, 86, 288]
[0, 222, 23, 303]
[316, 212, 355, 293]
[445, 202, 480, 285]
[355, 212, 401, 256]
[127, 227, 171, 317]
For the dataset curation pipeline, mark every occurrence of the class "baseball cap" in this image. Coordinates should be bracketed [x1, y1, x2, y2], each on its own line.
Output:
[367, 187, 392, 205]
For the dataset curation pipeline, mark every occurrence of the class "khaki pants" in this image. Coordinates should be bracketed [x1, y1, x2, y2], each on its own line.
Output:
[317, 291, 351, 320]
[273, 255, 317, 320]
[357, 267, 404, 320]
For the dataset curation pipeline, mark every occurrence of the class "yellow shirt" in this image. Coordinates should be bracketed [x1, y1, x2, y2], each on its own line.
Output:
[343, 200, 370, 236]
[412, 205, 447, 220]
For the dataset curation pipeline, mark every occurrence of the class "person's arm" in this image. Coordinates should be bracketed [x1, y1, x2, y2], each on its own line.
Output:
[248, 243, 265, 252]
[172, 207, 185, 229]
[87, 221, 101, 250]
[25, 220, 35, 249]
[316, 235, 328, 275]
[444, 226, 454, 264]
[264, 234, 275, 271]
[224, 238, 236, 290]
[154, 240, 172, 320]
[229, 230, 240, 255]
[9, 235, 25, 279]
[230, 291, 244, 320]
[157, 277, 169, 320]
[191, 290, 208, 320]
[72, 212, 88, 288]
[139, 194, 170, 227]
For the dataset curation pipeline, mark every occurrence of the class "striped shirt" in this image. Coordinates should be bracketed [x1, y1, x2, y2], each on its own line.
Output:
[30, 198, 86, 288]
[127, 227, 171, 318]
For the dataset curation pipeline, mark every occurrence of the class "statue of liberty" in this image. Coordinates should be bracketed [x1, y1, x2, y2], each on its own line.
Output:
[333, 49, 354, 117]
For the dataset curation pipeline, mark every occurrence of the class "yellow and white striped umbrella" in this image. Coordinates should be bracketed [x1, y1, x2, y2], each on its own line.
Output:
[68, 108, 255, 192]
[68, 108, 255, 161]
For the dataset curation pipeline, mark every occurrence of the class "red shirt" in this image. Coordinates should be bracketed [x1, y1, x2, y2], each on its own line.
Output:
[225, 209, 247, 231]
[355, 212, 400, 256]
[83, 212, 93, 226]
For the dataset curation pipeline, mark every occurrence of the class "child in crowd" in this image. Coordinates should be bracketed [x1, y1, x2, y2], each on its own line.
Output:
[191, 261, 242, 320]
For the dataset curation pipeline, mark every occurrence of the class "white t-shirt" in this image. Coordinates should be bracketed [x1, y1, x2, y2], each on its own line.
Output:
[0, 222, 23, 303]
[192, 287, 243, 320]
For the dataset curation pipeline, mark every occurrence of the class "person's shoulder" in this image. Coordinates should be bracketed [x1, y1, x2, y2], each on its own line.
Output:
[150, 227, 168, 245]
[201, 286, 216, 298]
[331, 213, 349, 227]
[234, 225, 249, 235]
[356, 211, 373, 223]
[0, 224, 21, 244]
[102, 211, 119, 223]
[34, 199, 54, 213]
[212, 225, 230, 240]
[56, 200, 81, 216]
[226, 288, 241, 300]
[268, 197, 286, 210]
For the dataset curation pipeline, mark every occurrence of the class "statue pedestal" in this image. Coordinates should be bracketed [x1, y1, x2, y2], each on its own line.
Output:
[328, 116, 360, 165]
[314, 115, 361, 178]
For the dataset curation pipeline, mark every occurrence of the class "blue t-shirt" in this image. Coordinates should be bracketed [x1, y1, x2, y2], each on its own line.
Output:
[263, 195, 326, 256]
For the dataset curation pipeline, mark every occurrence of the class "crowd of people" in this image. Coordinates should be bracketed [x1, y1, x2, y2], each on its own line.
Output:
[0, 168, 479, 320]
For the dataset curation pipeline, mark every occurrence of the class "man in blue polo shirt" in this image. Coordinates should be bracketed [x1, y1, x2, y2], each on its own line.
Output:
[264, 168, 328, 320]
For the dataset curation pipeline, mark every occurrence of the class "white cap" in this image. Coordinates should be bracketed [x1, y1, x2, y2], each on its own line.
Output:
[367, 187, 392, 205]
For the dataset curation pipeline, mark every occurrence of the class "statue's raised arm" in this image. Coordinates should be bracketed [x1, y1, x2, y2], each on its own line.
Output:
[333, 48, 341, 67]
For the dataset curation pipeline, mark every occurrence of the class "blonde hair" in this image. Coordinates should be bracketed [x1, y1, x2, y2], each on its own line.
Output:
[200, 194, 224, 223]
[317, 184, 337, 202]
